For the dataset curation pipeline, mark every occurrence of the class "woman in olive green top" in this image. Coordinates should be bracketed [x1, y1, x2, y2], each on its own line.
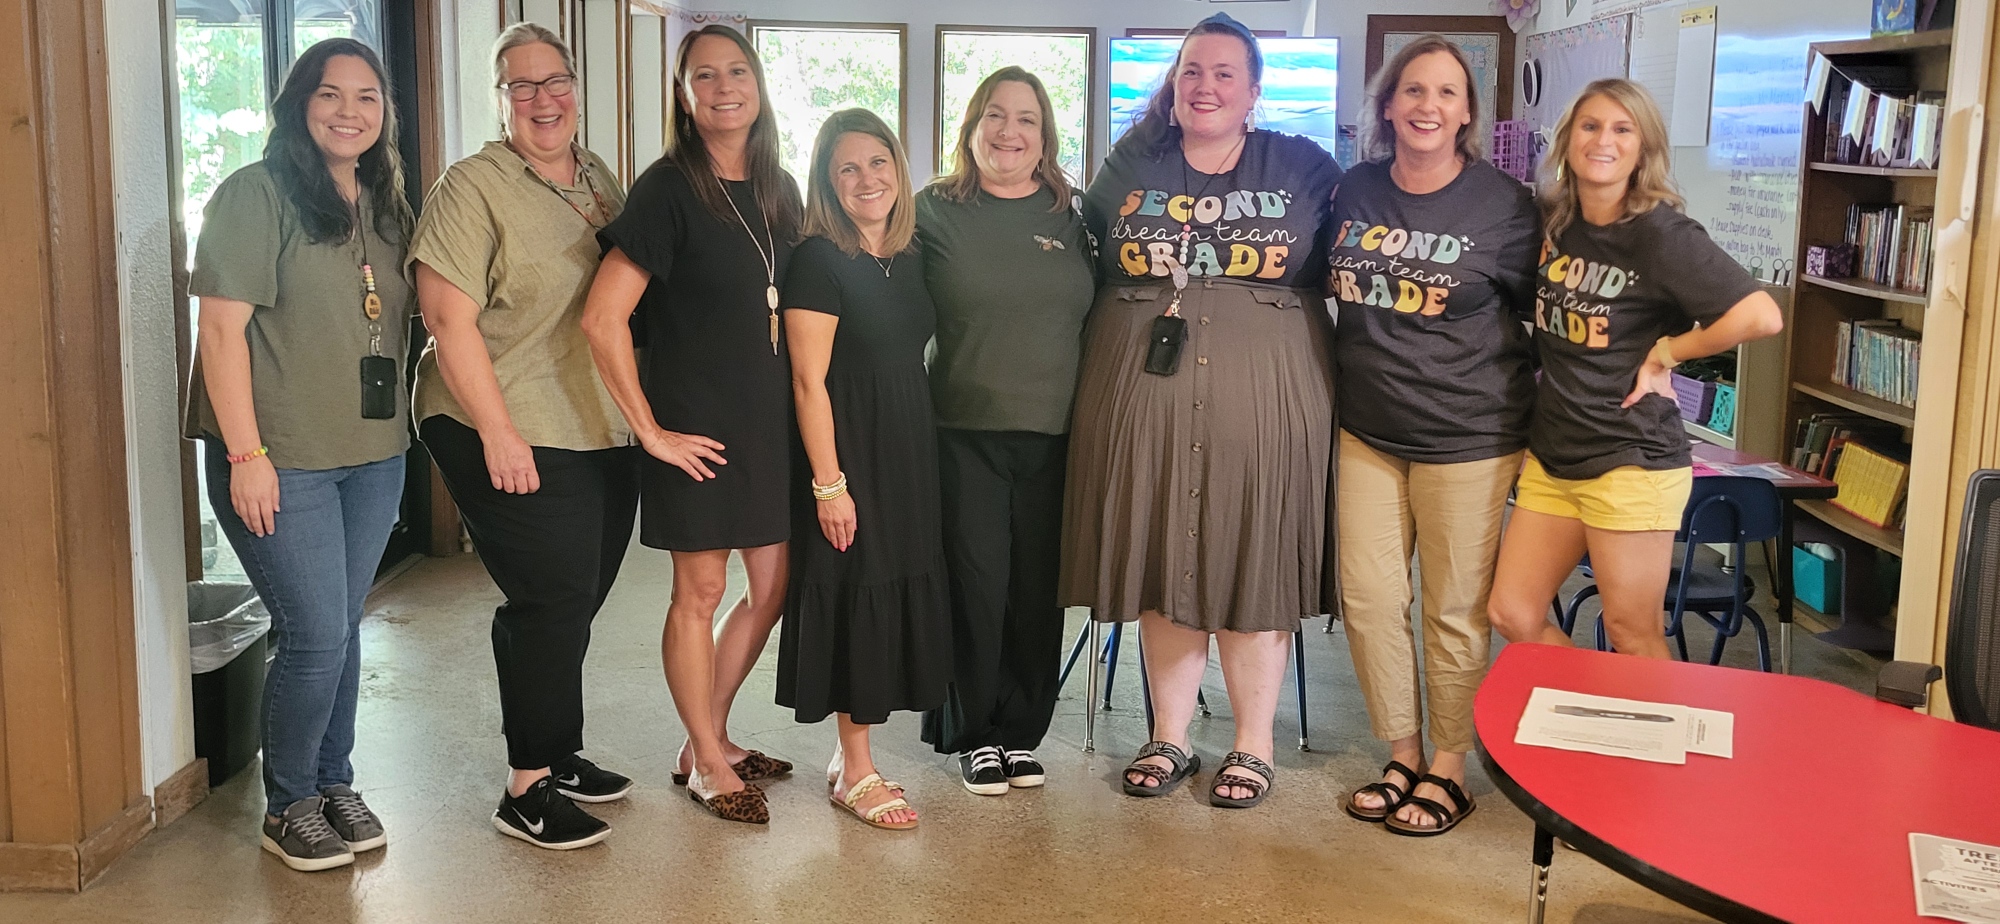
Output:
[409, 23, 637, 851]
[185, 39, 414, 873]
[915, 67, 1095, 796]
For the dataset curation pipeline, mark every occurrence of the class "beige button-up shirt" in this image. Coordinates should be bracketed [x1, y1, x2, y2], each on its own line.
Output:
[408, 140, 631, 451]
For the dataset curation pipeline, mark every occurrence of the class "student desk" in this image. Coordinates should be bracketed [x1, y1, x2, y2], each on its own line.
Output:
[1688, 442, 1838, 673]
[1475, 643, 2000, 923]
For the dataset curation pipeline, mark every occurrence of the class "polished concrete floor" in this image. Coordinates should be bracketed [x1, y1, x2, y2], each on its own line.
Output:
[5, 543, 1875, 923]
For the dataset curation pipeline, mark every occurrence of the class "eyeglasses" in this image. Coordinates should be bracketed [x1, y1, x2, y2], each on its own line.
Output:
[498, 74, 576, 102]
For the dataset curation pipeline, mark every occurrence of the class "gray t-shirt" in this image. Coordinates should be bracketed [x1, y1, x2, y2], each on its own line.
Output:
[1331, 159, 1539, 464]
[184, 162, 413, 470]
[915, 184, 1095, 434]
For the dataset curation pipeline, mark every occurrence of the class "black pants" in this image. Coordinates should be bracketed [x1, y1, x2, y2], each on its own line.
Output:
[421, 415, 639, 770]
[922, 429, 1068, 754]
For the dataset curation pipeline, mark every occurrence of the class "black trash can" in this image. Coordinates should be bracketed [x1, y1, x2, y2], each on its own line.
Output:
[187, 582, 271, 787]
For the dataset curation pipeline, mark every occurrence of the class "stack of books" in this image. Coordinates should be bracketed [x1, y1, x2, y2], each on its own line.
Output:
[1844, 203, 1934, 292]
[1791, 412, 1904, 475]
[1827, 441, 1911, 530]
[1833, 319, 1923, 407]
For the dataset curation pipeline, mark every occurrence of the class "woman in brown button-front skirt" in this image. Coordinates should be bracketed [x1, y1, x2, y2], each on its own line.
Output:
[1061, 12, 1342, 810]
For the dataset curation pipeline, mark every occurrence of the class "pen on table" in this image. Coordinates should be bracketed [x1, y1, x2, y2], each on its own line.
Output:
[1552, 705, 1677, 723]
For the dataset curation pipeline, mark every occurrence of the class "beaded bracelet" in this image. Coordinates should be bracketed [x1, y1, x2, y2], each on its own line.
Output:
[811, 472, 848, 501]
[226, 446, 269, 465]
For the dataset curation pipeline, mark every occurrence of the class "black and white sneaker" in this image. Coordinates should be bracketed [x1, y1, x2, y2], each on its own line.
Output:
[319, 784, 387, 851]
[1003, 750, 1047, 788]
[959, 746, 1009, 796]
[493, 777, 610, 850]
[261, 796, 354, 872]
[550, 754, 634, 803]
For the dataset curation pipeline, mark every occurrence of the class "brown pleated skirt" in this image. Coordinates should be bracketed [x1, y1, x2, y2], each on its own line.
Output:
[1059, 279, 1336, 633]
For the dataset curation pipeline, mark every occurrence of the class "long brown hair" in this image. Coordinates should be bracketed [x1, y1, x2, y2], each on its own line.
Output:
[1115, 14, 1263, 159]
[265, 38, 414, 244]
[1358, 34, 1485, 165]
[1539, 78, 1683, 241]
[802, 109, 916, 257]
[932, 66, 1073, 211]
[665, 25, 801, 241]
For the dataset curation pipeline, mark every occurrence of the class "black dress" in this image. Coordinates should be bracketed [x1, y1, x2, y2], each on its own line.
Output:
[775, 236, 952, 725]
[597, 161, 794, 551]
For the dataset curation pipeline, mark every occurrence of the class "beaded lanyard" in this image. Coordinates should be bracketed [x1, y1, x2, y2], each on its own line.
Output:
[358, 199, 382, 356]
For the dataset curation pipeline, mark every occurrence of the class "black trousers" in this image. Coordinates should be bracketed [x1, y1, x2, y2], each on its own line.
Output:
[922, 429, 1069, 754]
[421, 415, 639, 770]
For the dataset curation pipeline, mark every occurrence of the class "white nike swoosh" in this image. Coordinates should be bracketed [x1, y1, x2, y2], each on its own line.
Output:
[524, 814, 545, 835]
[558, 775, 581, 786]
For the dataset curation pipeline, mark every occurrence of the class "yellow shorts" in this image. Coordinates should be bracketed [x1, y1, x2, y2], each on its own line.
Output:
[1513, 453, 1693, 532]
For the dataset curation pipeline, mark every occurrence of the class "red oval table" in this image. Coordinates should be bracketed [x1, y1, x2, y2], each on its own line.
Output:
[1475, 643, 2000, 923]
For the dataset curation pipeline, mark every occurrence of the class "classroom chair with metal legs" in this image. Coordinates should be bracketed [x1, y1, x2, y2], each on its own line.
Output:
[1058, 619, 1311, 752]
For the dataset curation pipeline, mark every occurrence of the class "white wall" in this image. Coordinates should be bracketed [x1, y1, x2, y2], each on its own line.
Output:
[104, 0, 196, 795]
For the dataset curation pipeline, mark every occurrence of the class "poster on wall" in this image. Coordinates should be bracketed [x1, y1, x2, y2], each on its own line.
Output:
[1520, 16, 1633, 138]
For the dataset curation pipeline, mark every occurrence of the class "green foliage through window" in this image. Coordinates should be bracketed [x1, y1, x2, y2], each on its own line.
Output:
[752, 26, 902, 193]
[937, 31, 1091, 186]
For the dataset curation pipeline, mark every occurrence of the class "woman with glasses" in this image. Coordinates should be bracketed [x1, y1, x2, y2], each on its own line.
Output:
[186, 38, 414, 871]
[582, 25, 803, 825]
[412, 22, 635, 850]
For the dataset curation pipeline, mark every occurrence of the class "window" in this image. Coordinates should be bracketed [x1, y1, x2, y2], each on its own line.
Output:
[935, 27, 1094, 185]
[749, 22, 905, 191]
[293, 0, 383, 56]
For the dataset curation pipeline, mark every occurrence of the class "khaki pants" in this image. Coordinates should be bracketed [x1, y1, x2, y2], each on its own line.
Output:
[1337, 430, 1521, 753]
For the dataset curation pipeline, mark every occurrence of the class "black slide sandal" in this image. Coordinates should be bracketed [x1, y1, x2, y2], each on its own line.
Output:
[1208, 751, 1274, 809]
[1121, 741, 1199, 798]
[1384, 774, 1476, 837]
[1343, 760, 1421, 823]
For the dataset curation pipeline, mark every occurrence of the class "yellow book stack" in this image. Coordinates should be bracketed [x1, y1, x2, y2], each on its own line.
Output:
[1830, 442, 1911, 529]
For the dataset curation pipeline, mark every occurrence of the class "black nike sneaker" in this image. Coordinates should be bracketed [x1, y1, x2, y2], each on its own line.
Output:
[493, 777, 610, 850]
[549, 753, 634, 803]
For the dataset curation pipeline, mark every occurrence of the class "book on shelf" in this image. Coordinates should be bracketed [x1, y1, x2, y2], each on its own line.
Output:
[1827, 440, 1910, 529]
[1818, 68, 1941, 168]
[1832, 318, 1922, 408]
[1841, 203, 1934, 292]
[1790, 412, 1905, 474]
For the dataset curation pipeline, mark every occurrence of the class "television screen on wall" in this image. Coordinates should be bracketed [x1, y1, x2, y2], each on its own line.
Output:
[1108, 37, 1340, 156]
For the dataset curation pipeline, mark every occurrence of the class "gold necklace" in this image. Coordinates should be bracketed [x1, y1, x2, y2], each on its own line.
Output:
[717, 175, 780, 356]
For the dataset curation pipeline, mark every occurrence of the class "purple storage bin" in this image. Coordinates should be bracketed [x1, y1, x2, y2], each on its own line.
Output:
[1671, 373, 1715, 422]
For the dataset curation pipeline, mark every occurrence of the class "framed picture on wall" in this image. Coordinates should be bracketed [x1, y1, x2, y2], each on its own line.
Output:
[1364, 15, 1515, 122]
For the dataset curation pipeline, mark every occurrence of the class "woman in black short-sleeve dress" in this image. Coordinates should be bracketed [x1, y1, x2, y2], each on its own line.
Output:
[581, 25, 800, 824]
[779, 108, 951, 831]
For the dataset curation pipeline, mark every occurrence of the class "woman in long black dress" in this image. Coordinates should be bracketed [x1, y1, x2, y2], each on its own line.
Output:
[780, 108, 951, 831]
[581, 25, 800, 824]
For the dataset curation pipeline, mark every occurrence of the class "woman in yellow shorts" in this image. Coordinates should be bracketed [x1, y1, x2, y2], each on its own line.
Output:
[1487, 78, 1782, 658]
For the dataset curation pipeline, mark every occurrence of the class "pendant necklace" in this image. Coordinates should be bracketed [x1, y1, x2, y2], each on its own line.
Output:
[717, 174, 780, 355]
[871, 253, 894, 277]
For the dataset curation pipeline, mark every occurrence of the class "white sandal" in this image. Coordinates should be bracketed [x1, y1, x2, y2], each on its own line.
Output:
[829, 772, 917, 830]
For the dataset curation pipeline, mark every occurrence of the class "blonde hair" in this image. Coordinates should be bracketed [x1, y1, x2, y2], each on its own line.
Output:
[932, 67, 1074, 211]
[802, 109, 917, 256]
[1539, 78, 1683, 241]
[491, 22, 575, 137]
[1359, 34, 1486, 164]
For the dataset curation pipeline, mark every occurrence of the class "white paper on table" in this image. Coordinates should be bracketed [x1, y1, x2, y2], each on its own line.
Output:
[1911, 834, 2000, 922]
[1516, 687, 1690, 764]
[1686, 707, 1734, 758]
[1669, 6, 1718, 147]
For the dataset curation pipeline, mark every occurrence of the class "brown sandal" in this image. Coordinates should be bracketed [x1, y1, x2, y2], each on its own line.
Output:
[687, 785, 768, 824]
[1344, 760, 1422, 823]
[672, 749, 795, 786]
[1384, 775, 1475, 837]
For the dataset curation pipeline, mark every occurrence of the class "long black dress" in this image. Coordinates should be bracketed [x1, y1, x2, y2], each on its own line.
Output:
[775, 236, 952, 725]
[597, 161, 794, 551]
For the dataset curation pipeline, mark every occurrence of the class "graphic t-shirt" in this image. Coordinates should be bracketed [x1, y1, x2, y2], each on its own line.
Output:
[1331, 159, 1540, 464]
[1529, 206, 1761, 480]
[1083, 130, 1342, 290]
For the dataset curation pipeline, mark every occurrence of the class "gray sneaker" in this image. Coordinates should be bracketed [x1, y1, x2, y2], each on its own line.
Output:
[261, 796, 354, 872]
[320, 784, 387, 852]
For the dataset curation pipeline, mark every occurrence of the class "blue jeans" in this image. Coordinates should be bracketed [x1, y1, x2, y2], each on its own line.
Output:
[205, 441, 405, 816]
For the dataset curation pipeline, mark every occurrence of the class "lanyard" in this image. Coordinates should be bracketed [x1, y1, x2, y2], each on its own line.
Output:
[356, 198, 383, 357]
[514, 143, 609, 229]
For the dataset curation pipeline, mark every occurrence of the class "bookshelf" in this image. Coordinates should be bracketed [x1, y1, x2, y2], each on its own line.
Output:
[1778, 31, 1952, 646]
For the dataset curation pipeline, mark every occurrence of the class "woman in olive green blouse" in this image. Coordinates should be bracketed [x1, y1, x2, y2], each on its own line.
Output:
[185, 38, 414, 873]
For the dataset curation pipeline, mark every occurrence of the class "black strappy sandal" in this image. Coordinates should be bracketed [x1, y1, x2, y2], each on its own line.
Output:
[1343, 760, 1422, 823]
[1208, 751, 1274, 809]
[1384, 774, 1476, 837]
[1121, 741, 1200, 798]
